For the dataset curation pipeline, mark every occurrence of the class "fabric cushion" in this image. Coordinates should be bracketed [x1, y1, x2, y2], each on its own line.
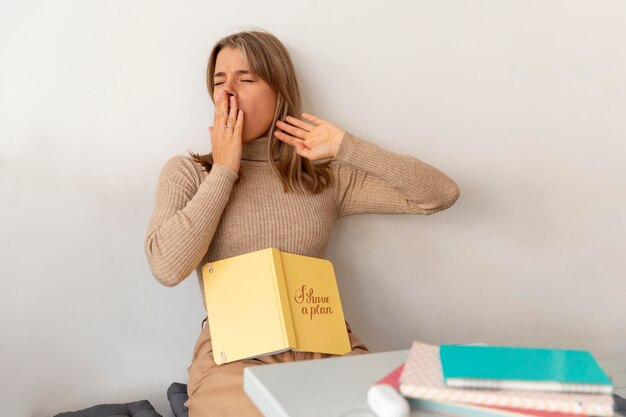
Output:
[53, 400, 162, 417]
[167, 383, 189, 417]
[615, 394, 626, 412]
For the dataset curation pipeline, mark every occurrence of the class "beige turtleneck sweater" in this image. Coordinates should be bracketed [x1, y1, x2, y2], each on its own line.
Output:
[144, 131, 459, 304]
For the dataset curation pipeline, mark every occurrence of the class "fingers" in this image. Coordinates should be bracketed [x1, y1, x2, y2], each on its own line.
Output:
[301, 112, 323, 125]
[214, 91, 241, 135]
[226, 95, 237, 128]
[274, 112, 338, 161]
[274, 128, 318, 160]
[284, 115, 314, 132]
[274, 130, 305, 147]
[275, 113, 320, 141]
[277, 132, 308, 155]
[233, 109, 244, 138]
[275, 120, 308, 139]
[214, 91, 229, 129]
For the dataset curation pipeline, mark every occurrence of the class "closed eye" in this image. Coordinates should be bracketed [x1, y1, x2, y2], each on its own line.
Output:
[214, 80, 254, 86]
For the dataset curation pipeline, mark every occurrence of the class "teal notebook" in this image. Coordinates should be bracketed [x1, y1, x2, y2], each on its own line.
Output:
[439, 345, 613, 394]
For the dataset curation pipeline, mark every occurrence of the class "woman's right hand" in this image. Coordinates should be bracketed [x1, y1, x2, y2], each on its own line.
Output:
[210, 90, 244, 173]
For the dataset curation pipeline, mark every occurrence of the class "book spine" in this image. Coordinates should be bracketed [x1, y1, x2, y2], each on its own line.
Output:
[269, 249, 297, 350]
[399, 386, 615, 417]
[445, 378, 614, 395]
[410, 398, 536, 417]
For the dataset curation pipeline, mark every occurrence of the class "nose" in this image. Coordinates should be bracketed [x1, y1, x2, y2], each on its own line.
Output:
[222, 79, 237, 98]
[213, 77, 238, 102]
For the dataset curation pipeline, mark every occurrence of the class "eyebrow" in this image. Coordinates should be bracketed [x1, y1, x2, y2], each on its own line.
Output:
[213, 70, 252, 78]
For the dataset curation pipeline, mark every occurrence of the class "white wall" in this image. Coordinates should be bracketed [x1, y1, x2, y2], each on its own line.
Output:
[2, 0, 625, 415]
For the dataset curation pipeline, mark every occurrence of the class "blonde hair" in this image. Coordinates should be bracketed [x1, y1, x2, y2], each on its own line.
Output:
[191, 29, 331, 194]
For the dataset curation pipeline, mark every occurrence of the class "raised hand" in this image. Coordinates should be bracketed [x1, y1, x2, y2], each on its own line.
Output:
[210, 90, 244, 173]
[274, 113, 346, 161]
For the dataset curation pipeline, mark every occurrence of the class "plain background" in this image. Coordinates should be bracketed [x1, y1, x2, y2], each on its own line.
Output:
[1, 0, 625, 416]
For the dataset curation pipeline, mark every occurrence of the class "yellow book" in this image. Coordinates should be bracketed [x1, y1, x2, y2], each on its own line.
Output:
[201, 248, 352, 365]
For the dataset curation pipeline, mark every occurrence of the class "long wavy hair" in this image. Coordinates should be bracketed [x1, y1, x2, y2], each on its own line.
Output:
[190, 29, 332, 194]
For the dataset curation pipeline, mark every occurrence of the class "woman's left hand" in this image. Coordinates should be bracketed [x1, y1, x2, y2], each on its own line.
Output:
[274, 113, 345, 160]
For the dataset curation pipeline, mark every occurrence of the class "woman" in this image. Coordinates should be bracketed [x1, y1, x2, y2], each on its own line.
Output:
[144, 29, 459, 416]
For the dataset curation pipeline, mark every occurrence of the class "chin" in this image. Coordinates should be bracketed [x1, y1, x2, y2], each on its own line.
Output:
[243, 126, 271, 142]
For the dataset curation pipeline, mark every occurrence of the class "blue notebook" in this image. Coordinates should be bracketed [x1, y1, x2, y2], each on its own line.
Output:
[439, 345, 613, 394]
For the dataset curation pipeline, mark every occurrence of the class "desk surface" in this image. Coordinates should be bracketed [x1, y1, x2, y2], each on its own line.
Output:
[244, 350, 626, 417]
[245, 350, 420, 417]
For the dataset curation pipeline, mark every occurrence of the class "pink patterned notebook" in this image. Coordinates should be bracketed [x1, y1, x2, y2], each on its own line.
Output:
[398, 342, 614, 416]
[376, 363, 593, 417]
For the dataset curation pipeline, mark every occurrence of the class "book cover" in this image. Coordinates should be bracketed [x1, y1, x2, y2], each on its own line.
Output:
[201, 248, 351, 364]
[399, 342, 614, 416]
[440, 345, 613, 394]
[376, 364, 589, 417]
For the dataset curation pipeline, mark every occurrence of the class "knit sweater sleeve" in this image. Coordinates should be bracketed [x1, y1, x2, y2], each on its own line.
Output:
[144, 156, 238, 287]
[333, 132, 460, 217]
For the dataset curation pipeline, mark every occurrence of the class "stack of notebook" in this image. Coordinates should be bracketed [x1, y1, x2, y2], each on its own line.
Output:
[379, 342, 616, 417]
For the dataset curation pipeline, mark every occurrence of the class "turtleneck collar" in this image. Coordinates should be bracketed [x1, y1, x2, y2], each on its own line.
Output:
[241, 135, 276, 161]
